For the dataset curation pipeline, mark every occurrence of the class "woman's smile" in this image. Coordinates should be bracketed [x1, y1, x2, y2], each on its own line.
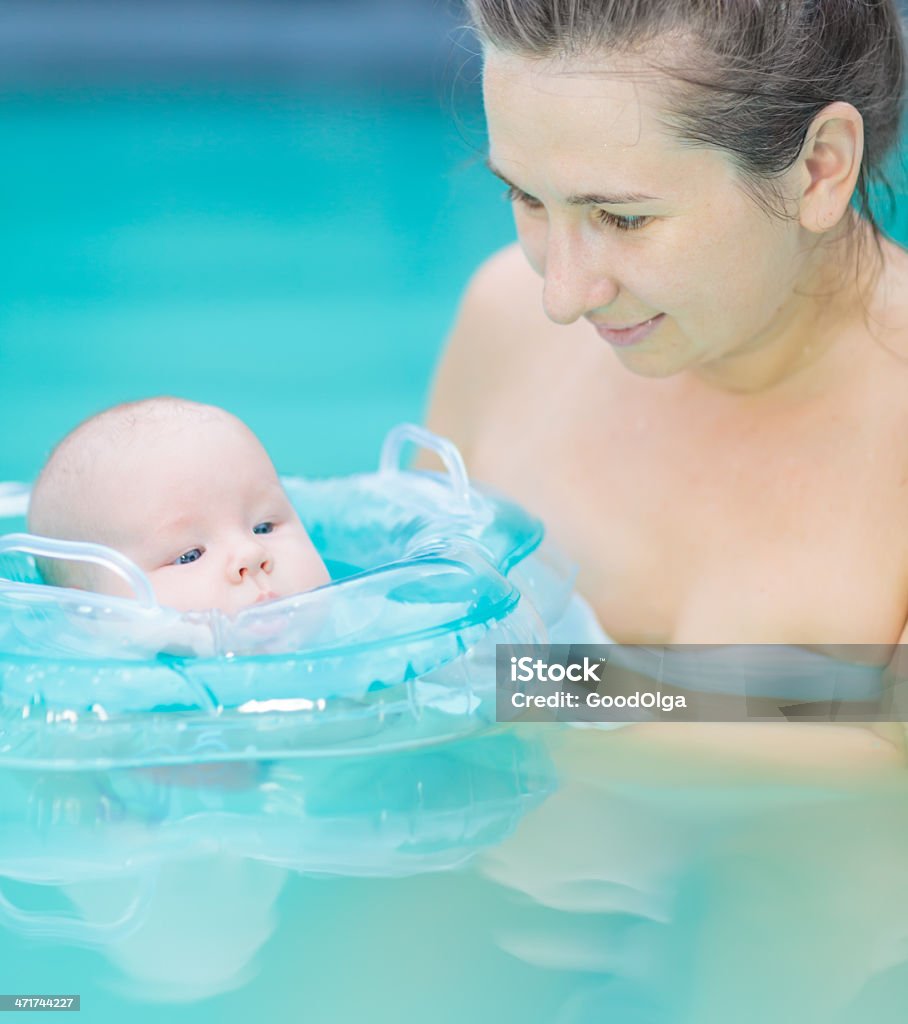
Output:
[589, 313, 667, 347]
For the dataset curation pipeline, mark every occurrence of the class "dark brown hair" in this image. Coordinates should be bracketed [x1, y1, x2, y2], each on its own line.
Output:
[467, 0, 907, 277]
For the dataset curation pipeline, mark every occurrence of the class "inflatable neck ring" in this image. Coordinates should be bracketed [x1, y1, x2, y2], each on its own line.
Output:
[0, 425, 575, 767]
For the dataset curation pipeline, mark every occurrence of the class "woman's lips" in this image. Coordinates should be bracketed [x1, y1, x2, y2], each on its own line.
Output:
[591, 313, 665, 348]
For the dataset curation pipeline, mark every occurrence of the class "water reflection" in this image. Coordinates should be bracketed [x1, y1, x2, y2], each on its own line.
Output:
[2, 718, 907, 1019]
[0, 731, 553, 1003]
[480, 724, 908, 1024]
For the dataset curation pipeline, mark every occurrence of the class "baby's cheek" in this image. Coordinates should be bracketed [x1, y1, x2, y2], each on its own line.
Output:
[300, 546, 331, 589]
[287, 536, 330, 591]
[146, 568, 179, 609]
[310, 554, 331, 588]
[147, 566, 212, 613]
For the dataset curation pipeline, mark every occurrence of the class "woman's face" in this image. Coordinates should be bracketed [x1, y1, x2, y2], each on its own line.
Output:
[482, 47, 833, 383]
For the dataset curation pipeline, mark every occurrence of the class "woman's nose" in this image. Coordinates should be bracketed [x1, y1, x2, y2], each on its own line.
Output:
[541, 223, 620, 326]
[229, 538, 272, 582]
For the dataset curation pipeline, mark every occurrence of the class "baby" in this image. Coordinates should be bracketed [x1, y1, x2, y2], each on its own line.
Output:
[27, 397, 331, 615]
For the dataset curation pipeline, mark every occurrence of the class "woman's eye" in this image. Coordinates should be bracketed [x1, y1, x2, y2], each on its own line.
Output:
[504, 185, 544, 211]
[175, 548, 202, 566]
[253, 522, 274, 536]
[504, 184, 649, 232]
[596, 209, 651, 232]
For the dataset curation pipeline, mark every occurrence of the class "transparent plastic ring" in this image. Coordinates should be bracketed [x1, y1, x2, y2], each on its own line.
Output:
[0, 533, 156, 609]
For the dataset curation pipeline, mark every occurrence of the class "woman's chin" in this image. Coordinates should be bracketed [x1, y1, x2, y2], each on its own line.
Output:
[614, 347, 692, 379]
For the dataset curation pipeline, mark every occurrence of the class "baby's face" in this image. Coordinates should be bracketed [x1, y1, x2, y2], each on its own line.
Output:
[91, 415, 330, 615]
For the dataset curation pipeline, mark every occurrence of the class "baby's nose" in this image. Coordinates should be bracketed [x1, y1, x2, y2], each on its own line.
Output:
[238, 559, 271, 579]
[230, 539, 272, 581]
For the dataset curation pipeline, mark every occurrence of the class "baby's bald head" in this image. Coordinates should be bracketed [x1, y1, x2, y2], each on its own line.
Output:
[26, 397, 329, 612]
[28, 398, 251, 589]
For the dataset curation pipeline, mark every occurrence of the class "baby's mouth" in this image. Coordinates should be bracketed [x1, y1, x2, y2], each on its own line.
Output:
[254, 590, 281, 605]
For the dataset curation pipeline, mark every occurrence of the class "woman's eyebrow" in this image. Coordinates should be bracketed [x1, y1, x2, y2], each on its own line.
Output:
[485, 158, 662, 205]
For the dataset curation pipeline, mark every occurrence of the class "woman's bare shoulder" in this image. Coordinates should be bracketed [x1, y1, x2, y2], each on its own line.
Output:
[424, 244, 547, 456]
[473, 241, 540, 293]
[455, 242, 545, 341]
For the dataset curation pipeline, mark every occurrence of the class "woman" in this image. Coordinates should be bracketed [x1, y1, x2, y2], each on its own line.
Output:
[426, 0, 908, 648]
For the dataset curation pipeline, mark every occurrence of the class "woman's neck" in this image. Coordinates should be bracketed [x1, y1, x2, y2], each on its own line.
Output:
[688, 217, 898, 398]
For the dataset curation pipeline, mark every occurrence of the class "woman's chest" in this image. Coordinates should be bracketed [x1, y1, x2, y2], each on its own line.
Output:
[470, 363, 908, 644]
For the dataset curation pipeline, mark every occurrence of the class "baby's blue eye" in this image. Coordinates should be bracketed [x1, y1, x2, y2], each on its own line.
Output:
[253, 522, 274, 535]
[175, 548, 202, 565]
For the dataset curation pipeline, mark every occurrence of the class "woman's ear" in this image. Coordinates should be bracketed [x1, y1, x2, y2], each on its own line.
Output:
[796, 101, 864, 233]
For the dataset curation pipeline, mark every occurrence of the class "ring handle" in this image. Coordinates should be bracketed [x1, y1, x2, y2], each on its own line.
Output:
[0, 533, 157, 609]
[379, 424, 474, 508]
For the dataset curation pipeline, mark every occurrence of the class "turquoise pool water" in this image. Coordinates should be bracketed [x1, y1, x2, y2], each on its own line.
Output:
[4, 88, 908, 1023]
[4, 727, 908, 1024]
[0, 87, 510, 482]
